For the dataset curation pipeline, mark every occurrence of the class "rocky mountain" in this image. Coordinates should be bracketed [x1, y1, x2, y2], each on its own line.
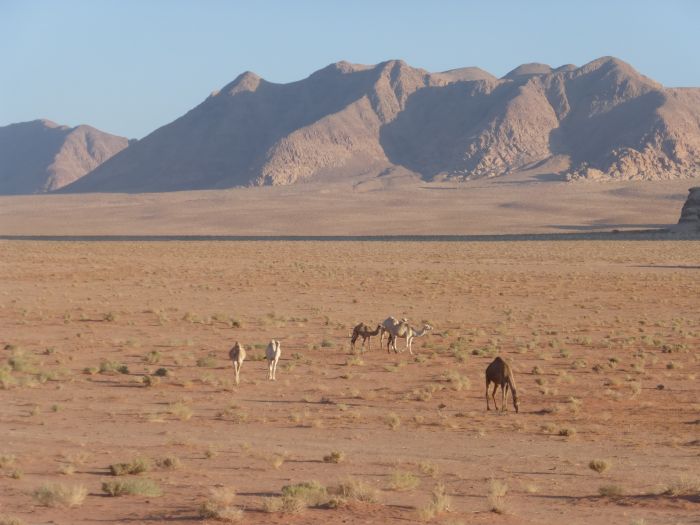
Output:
[62, 57, 700, 193]
[0, 120, 129, 194]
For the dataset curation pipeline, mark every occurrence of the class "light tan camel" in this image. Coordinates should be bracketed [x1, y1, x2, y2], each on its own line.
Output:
[379, 316, 408, 348]
[351, 323, 382, 352]
[387, 322, 433, 354]
[485, 356, 519, 413]
[228, 341, 246, 385]
[266, 339, 281, 381]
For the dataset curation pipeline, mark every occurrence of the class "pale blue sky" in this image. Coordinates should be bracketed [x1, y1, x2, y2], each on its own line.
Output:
[2, 0, 698, 138]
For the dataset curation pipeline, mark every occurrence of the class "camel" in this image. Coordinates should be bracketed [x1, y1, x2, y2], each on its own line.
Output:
[266, 339, 281, 381]
[485, 356, 519, 413]
[350, 323, 382, 352]
[228, 341, 246, 385]
[386, 321, 433, 354]
[379, 316, 408, 348]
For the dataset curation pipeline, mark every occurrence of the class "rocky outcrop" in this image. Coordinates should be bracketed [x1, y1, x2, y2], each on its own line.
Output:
[677, 187, 700, 230]
[60, 57, 700, 193]
[0, 120, 128, 194]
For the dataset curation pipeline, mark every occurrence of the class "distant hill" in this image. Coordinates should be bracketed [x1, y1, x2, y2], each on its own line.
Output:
[0, 120, 128, 194]
[51, 57, 700, 192]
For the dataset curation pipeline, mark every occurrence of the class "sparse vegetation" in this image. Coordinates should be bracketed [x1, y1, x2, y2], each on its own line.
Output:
[33, 483, 87, 507]
[102, 478, 162, 497]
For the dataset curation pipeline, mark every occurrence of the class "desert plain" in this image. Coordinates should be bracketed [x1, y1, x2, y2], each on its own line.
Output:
[0, 239, 698, 524]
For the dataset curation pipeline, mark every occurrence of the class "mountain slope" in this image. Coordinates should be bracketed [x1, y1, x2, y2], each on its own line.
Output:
[63, 57, 700, 193]
[0, 120, 129, 194]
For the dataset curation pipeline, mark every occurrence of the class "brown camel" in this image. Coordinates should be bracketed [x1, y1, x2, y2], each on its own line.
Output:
[485, 356, 519, 413]
[351, 323, 382, 352]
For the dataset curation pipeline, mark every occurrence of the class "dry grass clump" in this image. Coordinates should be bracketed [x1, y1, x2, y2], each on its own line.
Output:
[388, 470, 420, 491]
[155, 456, 182, 470]
[99, 360, 129, 374]
[386, 412, 401, 430]
[418, 461, 439, 478]
[323, 451, 345, 464]
[589, 459, 611, 474]
[0, 516, 25, 525]
[443, 370, 471, 391]
[661, 476, 700, 496]
[263, 481, 328, 514]
[168, 401, 193, 421]
[487, 479, 508, 514]
[598, 484, 624, 497]
[558, 427, 577, 437]
[109, 457, 150, 476]
[0, 454, 16, 468]
[33, 483, 87, 507]
[418, 483, 451, 521]
[102, 477, 162, 497]
[198, 486, 242, 522]
[330, 478, 379, 503]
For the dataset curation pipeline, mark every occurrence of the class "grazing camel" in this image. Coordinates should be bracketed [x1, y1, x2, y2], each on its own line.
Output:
[228, 341, 246, 385]
[485, 356, 519, 413]
[379, 316, 408, 348]
[387, 322, 433, 354]
[266, 339, 281, 381]
[350, 323, 382, 352]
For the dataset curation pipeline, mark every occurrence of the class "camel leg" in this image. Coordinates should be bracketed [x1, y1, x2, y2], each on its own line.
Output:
[234, 362, 240, 385]
[485, 379, 491, 410]
[367, 336, 371, 352]
[503, 384, 510, 412]
[491, 383, 499, 411]
[274, 359, 278, 380]
[268, 362, 272, 380]
[407, 335, 413, 355]
[501, 385, 507, 412]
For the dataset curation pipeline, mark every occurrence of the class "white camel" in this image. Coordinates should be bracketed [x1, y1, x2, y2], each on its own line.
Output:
[228, 341, 246, 385]
[387, 322, 433, 355]
[379, 316, 408, 348]
[266, 339, 281, 381]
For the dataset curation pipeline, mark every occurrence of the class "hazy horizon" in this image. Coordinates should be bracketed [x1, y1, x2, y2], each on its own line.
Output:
[2, 0, 699, 139]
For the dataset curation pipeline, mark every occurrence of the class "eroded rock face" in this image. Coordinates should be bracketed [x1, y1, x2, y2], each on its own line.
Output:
[60, 57, 700, 193]
[678, 187, 700, 230]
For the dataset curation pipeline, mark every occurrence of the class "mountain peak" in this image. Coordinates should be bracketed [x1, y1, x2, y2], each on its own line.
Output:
[503, 63, 552, 79]
[219, 71, 263, 96]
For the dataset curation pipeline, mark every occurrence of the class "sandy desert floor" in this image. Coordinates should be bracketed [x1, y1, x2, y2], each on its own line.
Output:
[0, 177, 694, 236]
[1, 240, 699, 524]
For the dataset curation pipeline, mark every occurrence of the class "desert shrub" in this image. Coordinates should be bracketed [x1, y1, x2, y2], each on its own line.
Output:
[443, 370, 470, 391]
[102, 478, 161, 497]
[33, 483, 87, 507]
[598, 484, 624, 497]
[386, 413, 401, 430]
[196, 355, 217, 368]
[198, 486, 241, 522]
[323, 451, 345, 464]
[589, 459, 611, 474]
[0, 516, 25, 525]
[99, 361, 129, 374]
[388, 470, 420, 491]
[418, 483, 451, 521]
[109, 457, 150, 476]
[155, 456, 181, 470]
[487, 479, 508, 514]
[143, 351, 161, 364]
[559, 427, 577, 437]
[418, 461, 439, 478]
[153, 367, 170, 377]
[169, 402, 193, 421]
[329, 478, 378, 503]
[661, 476, 700, 496]
[141, 375, 160, 387]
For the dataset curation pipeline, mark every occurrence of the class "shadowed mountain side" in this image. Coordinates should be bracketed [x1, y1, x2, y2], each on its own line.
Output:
[0, 120, 128, 194]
